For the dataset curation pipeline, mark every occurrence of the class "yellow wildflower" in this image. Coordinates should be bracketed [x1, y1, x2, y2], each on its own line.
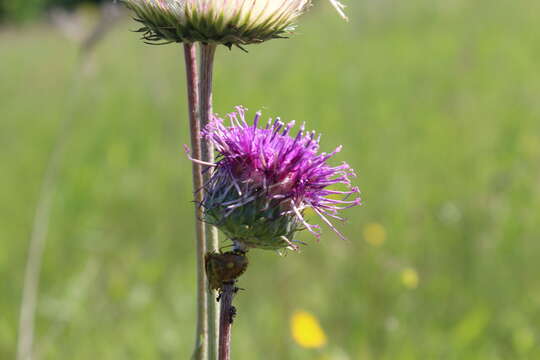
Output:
[363, 223, 386, 247]
[291, 310, 328, 348]
[401, 268, 419, 289]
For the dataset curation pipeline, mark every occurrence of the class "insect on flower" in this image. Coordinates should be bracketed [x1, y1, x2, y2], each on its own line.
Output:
[188, 106, 361, 251]
[205, 250, 249, 290]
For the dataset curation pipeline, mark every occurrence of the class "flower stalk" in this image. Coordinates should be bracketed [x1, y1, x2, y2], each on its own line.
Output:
[199, 42, 220, 360]
[205, 250, 248, 360]
[218, 281, 236, 360]
[183, 43, 208, 360]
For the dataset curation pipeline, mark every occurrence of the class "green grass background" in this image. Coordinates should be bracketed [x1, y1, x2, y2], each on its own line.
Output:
[2, 0, 540, 358]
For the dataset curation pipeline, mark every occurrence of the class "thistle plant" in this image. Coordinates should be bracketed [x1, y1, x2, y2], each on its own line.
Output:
[121, 1, 350, 359]
[202, 106, 361, 251]
[192, 107, 360, 360]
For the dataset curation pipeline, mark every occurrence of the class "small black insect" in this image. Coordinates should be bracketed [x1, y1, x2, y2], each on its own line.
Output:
[229, 306, 237, 324]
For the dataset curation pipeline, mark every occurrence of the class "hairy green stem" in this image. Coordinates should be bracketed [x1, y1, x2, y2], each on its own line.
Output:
[184, 43, 208, 360]
[199, 43, 219, 360]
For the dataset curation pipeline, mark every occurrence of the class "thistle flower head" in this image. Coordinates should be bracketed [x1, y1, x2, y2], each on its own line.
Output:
[122, 0, 348, 46]
[201, 106, 361, 251]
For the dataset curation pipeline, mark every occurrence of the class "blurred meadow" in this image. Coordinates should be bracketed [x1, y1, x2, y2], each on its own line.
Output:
[2, 0, 540, 358]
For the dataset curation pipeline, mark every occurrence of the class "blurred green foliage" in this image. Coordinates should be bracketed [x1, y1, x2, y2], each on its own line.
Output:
[2, 0, 540, 359]
[0, 0, 102, 22]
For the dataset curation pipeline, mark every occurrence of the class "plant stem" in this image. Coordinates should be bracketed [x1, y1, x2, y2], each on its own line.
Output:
[16, 39, 103, 358]
[184, 43, 208, 360]
[16, 97, 73, 360]
[218, 282, 236, 360]
[199, 43, 220, 360]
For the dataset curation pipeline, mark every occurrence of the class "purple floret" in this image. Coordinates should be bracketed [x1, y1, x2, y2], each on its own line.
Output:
[203, 106, 361, 241]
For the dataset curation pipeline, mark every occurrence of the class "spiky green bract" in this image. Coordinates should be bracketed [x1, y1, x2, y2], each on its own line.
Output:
[204, 180, 303, 250]
[122, 0, 311, 46]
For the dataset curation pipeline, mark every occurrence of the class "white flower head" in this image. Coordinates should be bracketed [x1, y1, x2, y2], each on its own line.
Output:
[122, 0, 347, 46]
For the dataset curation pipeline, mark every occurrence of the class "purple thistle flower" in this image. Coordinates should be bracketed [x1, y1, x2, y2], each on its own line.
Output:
[199, 106, 361, 251]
